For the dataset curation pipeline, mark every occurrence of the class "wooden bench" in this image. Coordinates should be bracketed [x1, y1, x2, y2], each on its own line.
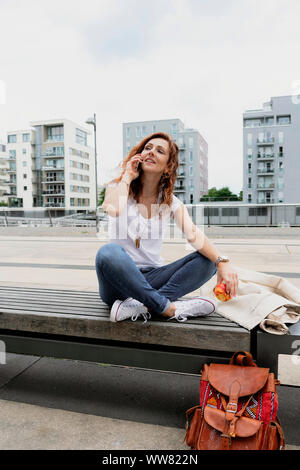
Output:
[0, 286, 251, 374]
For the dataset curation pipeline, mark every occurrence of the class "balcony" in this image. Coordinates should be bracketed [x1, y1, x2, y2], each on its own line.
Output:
[42, 152, 64, 158]
[44, 202, 65, 208]
[7, 168, 17, 173]
[42, 191, 65, 196]
[174, 185, 186, 192]
[257, 153, 274, 160]
[257, 168, 274, 175]
[177, 173, 186, 178]
[178, 142, 185, 150]
[257, 137, 275, 145]
[257, 183, 275, 190]
[42, 165, 64, 171]
[42, 179, 65, 184]
[257, 198, 275, 204]
[179, 158, 186, 164]
[7, 181, 17, 185]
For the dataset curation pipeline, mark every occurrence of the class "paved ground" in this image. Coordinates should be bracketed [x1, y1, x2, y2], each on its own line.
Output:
[0, 226, 299, 450]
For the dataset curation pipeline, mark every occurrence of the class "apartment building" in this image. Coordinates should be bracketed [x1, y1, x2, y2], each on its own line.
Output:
[5, 119, 95, 212]
[243, 95, 300, 204]
[122, 119, 208, 204]
[0, 143, 9, 203]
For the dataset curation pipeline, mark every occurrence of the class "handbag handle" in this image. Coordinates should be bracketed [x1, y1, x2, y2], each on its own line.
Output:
[229, 351, 257, 367]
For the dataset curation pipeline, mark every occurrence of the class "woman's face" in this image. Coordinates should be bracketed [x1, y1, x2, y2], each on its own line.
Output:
[140, 138, 170, 175]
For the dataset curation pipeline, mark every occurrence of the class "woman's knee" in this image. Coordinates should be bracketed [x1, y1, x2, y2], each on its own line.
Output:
[95, 243, 123, 268]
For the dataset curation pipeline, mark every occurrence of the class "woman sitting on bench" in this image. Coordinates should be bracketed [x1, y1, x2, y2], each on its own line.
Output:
[95, 132, 238, 322]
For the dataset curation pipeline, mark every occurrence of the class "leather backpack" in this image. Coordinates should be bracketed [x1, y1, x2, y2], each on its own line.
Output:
[185, 351, 285, 450]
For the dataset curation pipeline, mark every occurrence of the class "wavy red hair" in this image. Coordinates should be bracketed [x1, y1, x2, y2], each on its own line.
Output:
[110, 132, 179, 207]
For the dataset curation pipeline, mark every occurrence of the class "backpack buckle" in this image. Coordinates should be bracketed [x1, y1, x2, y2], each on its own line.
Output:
[226, 402, 238, 414]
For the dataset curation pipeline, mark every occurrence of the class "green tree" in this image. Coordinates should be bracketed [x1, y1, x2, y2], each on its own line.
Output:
[200, 186, 241, 202]
[98, 187, 106, 206]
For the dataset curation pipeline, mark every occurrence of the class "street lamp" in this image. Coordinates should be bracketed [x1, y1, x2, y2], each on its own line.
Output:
[85, 113, 99, 232]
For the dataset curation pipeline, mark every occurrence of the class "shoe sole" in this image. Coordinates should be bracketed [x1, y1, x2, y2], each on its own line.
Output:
[175, 296, 217, 315]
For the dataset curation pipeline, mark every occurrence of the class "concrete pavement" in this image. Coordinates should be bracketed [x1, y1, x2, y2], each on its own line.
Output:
[0, 227, 299, 449]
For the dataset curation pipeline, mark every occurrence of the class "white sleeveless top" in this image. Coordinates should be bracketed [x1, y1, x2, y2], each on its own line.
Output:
[107, 186, 183, 268]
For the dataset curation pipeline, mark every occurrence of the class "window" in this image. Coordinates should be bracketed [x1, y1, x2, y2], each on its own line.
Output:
[152, 125, 156, 133]
[248, 177, 252, 189]
[23, 186, 27, 191]
[189, 166, 193, 176]
[125, 127, 130, 137]
[8, 134, 17, 143]
[265, 117, 274, 125]
[258, 132, 264, 143]
[278, 132, 284, 143]
[249, 207, 267, 216]
[22, 133, 30, 142]
[248, 162, 252, 173]
[278, 176, 284, 189]
[46, 146, 64, 156]
[188, 137, 193, 149]
[23, 174, 27, 179]
[296, 207, 300, 216]
[247, 148, 252, 159]
[222, 208, 239, 217]
[47, 125, 64, 142]
[204, 208, 219, 216]
[22, 161, 27, 167]
[9, 150, 16, 158]
[22, 148, 26, 154]
[171, 123, 177, 135]
[248, 194, 252, 203]
[278, 192, 284, 203]
[277, 115, 291, 125]
[142, 126, 147, 137]
[75, 128, 87, 146]
[244, 118, 263, 127]
[189, 151, 193, 162]
[136, 126, 141, 138]
[70, 198, 75, 206]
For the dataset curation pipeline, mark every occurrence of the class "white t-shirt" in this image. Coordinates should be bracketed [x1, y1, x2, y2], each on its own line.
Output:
[107, 186, 183, 268]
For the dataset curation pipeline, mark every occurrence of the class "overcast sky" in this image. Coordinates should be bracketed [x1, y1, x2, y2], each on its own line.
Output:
[1, 0, 300, 193]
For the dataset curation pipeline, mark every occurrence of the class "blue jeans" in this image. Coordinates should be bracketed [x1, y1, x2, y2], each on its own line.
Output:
[95, 243, 217, 315]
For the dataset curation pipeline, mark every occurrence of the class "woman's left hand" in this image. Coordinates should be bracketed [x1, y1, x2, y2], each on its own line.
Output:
[217, 263, 239, 298]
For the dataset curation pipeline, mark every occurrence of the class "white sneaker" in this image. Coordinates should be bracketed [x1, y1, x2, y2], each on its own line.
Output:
[110, 298, 151, 323]
[169, 296, 218, 322]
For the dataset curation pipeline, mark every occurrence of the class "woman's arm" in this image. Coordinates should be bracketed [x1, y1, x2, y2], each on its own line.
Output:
[173, 204, 238, 297]
[102, 154, 143, 217]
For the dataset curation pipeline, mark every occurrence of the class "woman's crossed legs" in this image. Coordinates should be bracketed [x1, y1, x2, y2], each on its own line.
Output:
[95, 243, 217, 317]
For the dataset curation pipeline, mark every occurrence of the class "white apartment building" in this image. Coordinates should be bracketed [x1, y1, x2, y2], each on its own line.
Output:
[0, 143, 9, 204]
[5, 119, 96, 212]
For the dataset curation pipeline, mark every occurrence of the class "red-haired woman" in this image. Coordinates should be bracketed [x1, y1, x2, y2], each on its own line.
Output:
[95, 133, 238, 322]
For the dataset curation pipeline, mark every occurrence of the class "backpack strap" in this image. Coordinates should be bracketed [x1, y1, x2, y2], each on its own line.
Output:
[229, 351, 257, 367]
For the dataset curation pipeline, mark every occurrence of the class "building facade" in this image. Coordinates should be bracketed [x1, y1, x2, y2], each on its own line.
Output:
[122, 119, 208, 204]
[243, 95, 300, 204]
[4, 119, 95, 211]
[0, 143, 9, 203]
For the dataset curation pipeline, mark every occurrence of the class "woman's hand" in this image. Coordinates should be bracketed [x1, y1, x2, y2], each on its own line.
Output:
[217, 263, 238, 298]
[123, 154, 143, 182]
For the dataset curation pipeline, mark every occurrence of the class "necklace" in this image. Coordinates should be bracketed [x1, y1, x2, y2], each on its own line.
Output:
[134, 194, 162, 249]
